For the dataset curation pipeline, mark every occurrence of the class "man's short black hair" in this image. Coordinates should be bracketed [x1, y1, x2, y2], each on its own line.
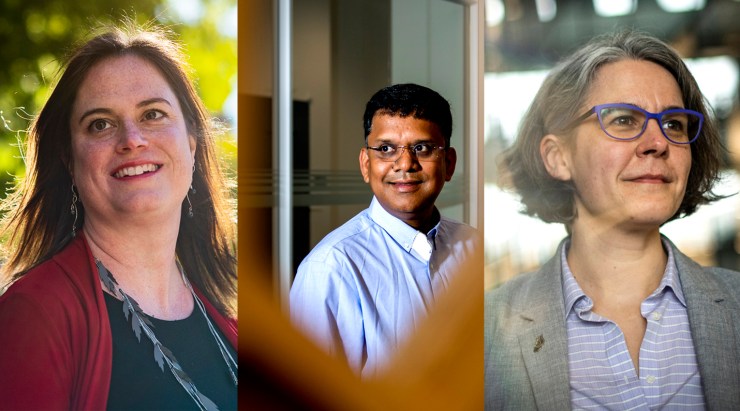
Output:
[363, 83, 452, 146]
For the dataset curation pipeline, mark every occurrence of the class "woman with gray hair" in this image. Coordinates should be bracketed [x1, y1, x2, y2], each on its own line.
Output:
[485, 30, 740, 409]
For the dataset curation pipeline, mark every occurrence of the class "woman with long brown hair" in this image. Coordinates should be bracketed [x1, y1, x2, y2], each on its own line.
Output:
[0, 21, 237, 410]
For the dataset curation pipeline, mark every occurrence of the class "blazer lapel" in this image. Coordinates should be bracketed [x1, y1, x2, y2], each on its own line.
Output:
[672, 243, 740, 409]
[515, 246, 572, 410]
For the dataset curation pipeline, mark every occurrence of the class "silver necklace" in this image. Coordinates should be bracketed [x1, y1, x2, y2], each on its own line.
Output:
[96, 260, 237, 411]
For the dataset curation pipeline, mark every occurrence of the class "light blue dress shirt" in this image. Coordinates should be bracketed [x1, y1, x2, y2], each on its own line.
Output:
[562, 239, 705, 410]
[290, 197, 479, 377]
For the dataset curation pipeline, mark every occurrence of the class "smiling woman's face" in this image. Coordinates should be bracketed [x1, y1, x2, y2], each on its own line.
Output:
[69, 54, 196, 227]
[544, 59, 692, 232]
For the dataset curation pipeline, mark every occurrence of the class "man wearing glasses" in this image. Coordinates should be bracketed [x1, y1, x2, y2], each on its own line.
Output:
[291, 83, 479, 377]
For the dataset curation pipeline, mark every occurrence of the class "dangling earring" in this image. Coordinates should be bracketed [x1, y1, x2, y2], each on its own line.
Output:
[187, 162, 195, 217]
[70, 184, 79, 237]
[190, 163, 196, 194]
[186, 194, 194, 218]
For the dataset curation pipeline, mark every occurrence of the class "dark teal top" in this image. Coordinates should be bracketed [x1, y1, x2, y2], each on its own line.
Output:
[104, 292, 237, 410]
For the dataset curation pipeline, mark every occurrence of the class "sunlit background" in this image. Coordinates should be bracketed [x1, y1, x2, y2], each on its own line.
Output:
[0, 0, 237, 199]
[483, 0, 740, 289]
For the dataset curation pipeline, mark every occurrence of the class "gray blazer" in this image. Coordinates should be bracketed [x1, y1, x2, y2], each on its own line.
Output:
[484, 238, 740, 410]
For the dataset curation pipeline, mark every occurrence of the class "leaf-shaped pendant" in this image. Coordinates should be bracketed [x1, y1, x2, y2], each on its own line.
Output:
[154, 343, 165, 371]
[173, 367, 192, 383]
[196, 392, 219, 411]
[131, 313, 142, 341]
[97, 261, 118, 293]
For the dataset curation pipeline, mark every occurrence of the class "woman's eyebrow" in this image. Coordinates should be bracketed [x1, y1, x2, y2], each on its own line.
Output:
[137, 97, 173, 108]
[77, 108, 112, 125]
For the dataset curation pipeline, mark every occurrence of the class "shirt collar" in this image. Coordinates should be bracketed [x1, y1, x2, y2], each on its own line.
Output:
[560, 240, 585, 318]
[560, 237, 687, 319]
[368, 197, 440, 255]
[656, 238, 687, 307]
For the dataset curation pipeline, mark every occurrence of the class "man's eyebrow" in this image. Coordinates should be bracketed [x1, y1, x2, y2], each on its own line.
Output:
[77, 98, 173, 125]
[372, 137, 436, 144]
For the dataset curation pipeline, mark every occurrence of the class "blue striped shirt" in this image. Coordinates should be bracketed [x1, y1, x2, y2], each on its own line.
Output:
[290, 197, 479, 377]
[562, 240, 706, 410]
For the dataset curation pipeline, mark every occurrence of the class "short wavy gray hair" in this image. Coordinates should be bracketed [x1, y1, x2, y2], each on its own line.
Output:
[502, 29, 724, 225]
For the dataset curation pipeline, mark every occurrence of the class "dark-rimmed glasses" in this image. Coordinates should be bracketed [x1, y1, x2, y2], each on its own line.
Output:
[366, 143, 446, 162]
[568, 103, 704, 144]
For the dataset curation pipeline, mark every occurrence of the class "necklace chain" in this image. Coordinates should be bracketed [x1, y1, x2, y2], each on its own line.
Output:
[96, 259, 237, 411]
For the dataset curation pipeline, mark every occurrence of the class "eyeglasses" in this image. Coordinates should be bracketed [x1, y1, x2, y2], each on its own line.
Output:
[365, 143, 446, 162]
[568, 103, 704, 144]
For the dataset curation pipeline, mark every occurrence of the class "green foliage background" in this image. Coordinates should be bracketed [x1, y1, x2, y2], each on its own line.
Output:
[0, 0, 238, 199]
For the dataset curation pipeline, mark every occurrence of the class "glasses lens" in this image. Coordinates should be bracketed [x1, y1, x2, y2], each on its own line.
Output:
[372, 144, 397, 160]
[597, 106, 646, 140]
[370, 144, 442, 161]
[661, 110, 702, 143]
[412, 143, 434, 161]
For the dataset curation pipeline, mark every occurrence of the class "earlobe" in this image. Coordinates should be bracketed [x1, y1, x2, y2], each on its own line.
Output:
[68, 159, 75, 182]
[540, 134, 572, 181]
[444, 147, 457, 181]
[189, 134, 197, 159]
[359, 148, 370, 183]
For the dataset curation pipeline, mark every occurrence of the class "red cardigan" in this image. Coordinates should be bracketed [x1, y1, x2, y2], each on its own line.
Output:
[0, 233, 238, 410]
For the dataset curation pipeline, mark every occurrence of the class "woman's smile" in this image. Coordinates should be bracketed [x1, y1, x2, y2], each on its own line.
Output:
[112, 163, 161, 179]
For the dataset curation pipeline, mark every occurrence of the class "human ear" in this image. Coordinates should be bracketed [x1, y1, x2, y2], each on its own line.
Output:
[444, 147, 457, 182]
[540, 134, 572, 181]
[189, 134, 197, 161]
[67, 156, 75, 182]
[359, 147, 370, 183]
